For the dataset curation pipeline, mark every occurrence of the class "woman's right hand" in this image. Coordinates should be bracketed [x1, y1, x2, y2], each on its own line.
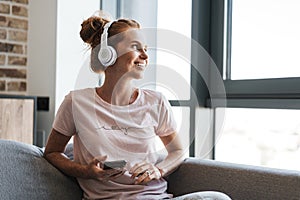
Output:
[86, 156, 125, 181]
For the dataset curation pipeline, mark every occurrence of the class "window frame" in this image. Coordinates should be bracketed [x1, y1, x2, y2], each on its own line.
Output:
[210, 0, 300, 109]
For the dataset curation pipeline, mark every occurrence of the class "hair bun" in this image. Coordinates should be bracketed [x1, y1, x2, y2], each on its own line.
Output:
[80, 10, 114, 47]
[80, 16, 109, 47]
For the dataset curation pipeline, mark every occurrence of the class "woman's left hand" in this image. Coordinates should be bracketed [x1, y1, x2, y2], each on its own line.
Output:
[129, 161, 162, 184]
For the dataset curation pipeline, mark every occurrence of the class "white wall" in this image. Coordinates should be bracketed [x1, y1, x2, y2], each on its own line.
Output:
[28, 0, 101, 142]
[27, 0, 57, 142]
[56, 0, 101, 110]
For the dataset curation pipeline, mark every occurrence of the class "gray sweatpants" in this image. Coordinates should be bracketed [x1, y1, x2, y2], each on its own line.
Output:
[171, 191, 232, 200]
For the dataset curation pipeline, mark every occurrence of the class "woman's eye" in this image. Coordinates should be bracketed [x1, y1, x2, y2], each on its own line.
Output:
[132, 45, 139, 50]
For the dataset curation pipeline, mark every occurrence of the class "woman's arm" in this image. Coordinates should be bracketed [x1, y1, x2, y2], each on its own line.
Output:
[129, 132, 185, 184]
[44, 129, 122, 180]
[156, 132, 185, 177]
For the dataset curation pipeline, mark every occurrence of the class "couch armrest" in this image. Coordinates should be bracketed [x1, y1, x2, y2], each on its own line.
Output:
[167, 158, 300, 200]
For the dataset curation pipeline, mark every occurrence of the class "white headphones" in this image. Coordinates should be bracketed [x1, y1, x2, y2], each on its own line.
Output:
[98, 21, 117, 68]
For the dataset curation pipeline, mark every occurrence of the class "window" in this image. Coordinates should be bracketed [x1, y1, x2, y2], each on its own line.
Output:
[215, 108, 300, 171]
[156, 0, 191, 100]
[212, 0, 300, 170]
[221, 0, 300, 102]
[156, 0, 192, 156]
[229, 0, 300, 80]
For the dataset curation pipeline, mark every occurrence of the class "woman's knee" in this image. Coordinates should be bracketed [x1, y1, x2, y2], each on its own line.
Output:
[172, 191, 232, 200]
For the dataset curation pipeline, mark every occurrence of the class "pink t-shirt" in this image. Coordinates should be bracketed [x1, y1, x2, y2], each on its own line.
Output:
[53, 88, 177, 199]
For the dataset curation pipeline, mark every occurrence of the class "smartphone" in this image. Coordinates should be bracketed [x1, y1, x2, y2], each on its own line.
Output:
[102, 160, 127, 170]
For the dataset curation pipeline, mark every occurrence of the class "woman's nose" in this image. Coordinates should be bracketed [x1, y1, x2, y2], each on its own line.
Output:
[140, 49, 148, 60]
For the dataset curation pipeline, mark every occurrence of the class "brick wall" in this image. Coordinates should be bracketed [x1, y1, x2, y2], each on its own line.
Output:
[0, 0, 28, 94]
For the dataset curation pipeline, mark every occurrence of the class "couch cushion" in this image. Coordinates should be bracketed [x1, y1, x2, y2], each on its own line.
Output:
[0, 139, 82, 200]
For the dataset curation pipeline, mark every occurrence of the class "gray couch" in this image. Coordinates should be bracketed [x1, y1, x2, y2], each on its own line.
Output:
[0, 139, 299, 200]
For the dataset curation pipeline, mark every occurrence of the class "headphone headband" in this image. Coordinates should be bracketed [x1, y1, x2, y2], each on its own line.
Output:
[101, 21, 115, 48]
[98, 20, 117, 67]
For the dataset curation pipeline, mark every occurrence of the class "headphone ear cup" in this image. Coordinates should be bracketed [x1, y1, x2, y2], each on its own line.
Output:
[98, 45, 117, 67]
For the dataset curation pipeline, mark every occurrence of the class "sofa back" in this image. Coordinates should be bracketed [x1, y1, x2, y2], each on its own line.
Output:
[167, 158, 300, 200]
[0, 140, 83, 200]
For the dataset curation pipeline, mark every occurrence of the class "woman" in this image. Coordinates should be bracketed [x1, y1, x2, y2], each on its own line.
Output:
[44, 12, 231, 200]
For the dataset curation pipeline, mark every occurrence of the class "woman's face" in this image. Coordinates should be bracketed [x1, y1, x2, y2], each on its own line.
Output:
[111, 28, 148, 79]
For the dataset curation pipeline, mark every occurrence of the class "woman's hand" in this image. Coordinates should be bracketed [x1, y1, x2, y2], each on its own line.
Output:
[129, 161, 162, 184]
[86, 156, 125, 181]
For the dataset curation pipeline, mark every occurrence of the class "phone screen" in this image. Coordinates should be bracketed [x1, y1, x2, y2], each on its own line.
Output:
[102, 160, 127, 170]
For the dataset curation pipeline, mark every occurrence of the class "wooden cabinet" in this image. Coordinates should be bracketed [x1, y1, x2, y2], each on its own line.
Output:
[0, 96, 36, 144]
